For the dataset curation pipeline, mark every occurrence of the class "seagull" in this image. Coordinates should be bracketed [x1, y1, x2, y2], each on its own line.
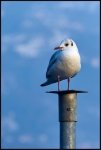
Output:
[41, 38, 81, 91]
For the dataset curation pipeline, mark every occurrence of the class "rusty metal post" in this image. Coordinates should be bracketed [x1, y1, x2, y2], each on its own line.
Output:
[47, 90, 87, 149]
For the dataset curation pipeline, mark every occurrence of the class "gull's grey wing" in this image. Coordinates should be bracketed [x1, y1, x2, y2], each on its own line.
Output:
[46, 51, 60, 78]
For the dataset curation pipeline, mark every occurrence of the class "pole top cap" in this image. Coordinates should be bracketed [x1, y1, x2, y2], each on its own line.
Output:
[46, 90, 88, 95]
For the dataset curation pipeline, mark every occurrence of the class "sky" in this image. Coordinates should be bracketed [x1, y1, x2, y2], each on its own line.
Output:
[1, 1, 100, 149]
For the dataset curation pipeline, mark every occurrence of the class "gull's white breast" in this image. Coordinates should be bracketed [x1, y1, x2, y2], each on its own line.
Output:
[47, 49, 81, 82]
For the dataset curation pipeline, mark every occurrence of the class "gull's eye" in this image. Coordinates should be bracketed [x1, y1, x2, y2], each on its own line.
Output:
[71, 41, 73, 46]
[65, 43, 69, 47]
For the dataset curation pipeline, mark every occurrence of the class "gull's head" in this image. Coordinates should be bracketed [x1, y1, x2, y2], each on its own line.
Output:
[54, 39, 78, 51]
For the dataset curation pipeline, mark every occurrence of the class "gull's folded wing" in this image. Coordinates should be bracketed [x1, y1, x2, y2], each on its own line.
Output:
[46, 51, 60, 78]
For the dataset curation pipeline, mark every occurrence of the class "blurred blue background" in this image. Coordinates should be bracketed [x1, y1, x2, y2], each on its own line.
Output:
[1, 1, 100, 149]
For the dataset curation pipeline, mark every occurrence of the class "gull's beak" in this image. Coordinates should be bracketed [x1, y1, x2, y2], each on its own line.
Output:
[54, 46, 63, 50]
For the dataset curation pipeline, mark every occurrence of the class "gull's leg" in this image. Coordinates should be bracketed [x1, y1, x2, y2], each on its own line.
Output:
[58, 75, 60, 92]
[67, 77, 70, 91]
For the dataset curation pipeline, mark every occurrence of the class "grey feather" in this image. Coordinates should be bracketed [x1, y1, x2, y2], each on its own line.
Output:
[46, 51, 61, 78]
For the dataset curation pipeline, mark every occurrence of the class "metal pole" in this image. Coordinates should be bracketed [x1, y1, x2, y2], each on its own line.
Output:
[47, 90, 87, 149]
[59, 93, 77, 149]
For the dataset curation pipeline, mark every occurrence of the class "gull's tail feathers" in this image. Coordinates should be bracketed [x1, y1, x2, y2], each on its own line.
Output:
[40, 80, 52, 87]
